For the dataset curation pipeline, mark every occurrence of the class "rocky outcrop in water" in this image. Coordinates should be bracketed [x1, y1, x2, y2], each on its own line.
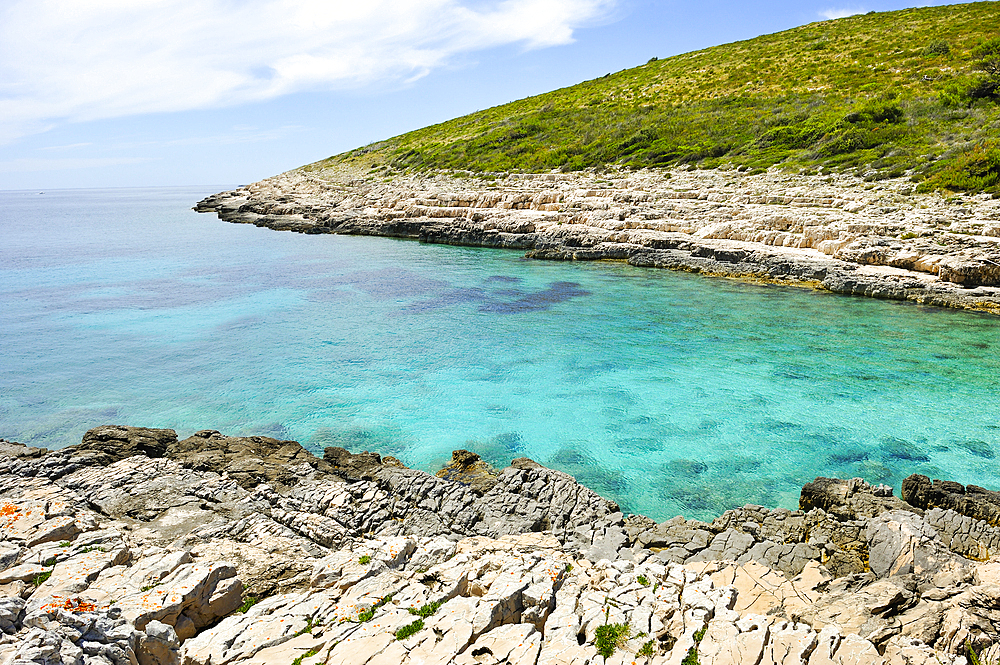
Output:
[195, 166, 1000, 315]
[4, 427, 1000, 664]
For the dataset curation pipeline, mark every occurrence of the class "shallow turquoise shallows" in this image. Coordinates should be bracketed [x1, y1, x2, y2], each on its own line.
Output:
[2, 187, 999, 520]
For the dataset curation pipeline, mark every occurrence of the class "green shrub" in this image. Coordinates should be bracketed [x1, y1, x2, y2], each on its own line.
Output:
[940, 79, 972, 108]
[408, 600, 444, 618]
[294, 617, 324, 636]
[637, 575, 650, 587]
[971, 38, 1000, 61]
[356, 593, 394, 623]
[917, 143, 1000, 193]
[238, 597, 258, 613]
[358, 555, 372, 565]
[679, 625, 710, 665]
[923, 39, 951, 56]
[969, 38, 1000, 100]
[595, 623, 630, 659]
[32, 571, 52, 587]
[637, 639, 656, 658]
[681, 646, 700, 665]
[396, 619, 424, 641]
[290, 648, 319, 665]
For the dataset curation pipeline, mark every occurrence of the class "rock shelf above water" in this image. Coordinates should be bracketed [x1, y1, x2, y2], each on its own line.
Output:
[195, 166, 1000, 315]
[4, 427, 1000, 664]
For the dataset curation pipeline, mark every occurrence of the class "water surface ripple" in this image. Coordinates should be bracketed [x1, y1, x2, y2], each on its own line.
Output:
[2, 187, 998, 520]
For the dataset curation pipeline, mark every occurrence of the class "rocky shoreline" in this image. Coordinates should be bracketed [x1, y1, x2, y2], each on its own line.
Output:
[195, 166, 1000, 315]
[5, 427, 1000, 664]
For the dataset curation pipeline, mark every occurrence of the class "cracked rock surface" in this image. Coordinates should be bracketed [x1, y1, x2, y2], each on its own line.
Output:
[3, 426, 1000, 664]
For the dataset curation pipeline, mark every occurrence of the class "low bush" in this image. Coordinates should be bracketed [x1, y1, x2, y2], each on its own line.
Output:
[396, 619, 424, 640]
[408, 600, 444, 618]
[917, 143, 1000, 193]
[595, 623, 630, 659]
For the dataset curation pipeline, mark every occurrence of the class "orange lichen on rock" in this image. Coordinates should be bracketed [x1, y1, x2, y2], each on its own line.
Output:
[40, 596, 99, 613]
[0, 502, 21, 522]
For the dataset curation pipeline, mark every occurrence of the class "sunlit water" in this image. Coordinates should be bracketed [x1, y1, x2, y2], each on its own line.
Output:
[2, 187, 999, 520]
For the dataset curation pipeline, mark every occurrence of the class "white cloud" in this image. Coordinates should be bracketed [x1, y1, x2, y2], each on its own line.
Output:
[0, 157, 153, 173]
[39, 143, 95, 151]
[0, 0, 616, 144]
[819, 7, 865, 20]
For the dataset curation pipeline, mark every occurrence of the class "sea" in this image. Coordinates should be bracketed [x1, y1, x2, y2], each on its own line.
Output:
[2, 186, 999, 521]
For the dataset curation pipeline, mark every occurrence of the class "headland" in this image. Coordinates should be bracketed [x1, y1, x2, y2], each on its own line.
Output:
[196, 166, 1000, 315]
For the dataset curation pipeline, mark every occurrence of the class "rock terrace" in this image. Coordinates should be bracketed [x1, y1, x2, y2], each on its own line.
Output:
[195, 166, 1000, 315]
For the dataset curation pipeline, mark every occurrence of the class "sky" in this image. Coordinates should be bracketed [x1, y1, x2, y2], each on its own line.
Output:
[0, 0, 965, 190]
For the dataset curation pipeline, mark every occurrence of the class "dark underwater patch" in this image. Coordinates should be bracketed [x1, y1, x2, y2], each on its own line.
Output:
[240, 421, 291, 440]
[479, 281, 590, 314]
[854, 460, 894, 484]
[404, 287, 489, 312]
[546, 447, 631, 512]
[308, 426, 407, 458]
[828, 448, 870, 465]
[880, 436, 930, 463]
[667, 458, 709, 476]
[959, 439, 995, 459]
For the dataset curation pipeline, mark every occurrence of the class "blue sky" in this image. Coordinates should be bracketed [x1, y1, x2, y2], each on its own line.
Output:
[0, 0, 962, 190]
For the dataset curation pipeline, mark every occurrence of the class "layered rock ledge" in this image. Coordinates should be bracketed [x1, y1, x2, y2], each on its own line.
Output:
[195, 166, 1000, 315]
[4, 427, 1000, 664]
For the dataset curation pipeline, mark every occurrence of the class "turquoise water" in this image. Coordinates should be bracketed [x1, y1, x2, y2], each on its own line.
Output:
[2, 187, 999, 520]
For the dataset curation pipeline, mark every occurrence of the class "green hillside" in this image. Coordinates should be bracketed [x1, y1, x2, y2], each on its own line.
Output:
[309, 2, 1000, 193]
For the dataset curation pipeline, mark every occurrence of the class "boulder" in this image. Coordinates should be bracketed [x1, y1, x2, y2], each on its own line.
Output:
[902, 474, 1000, 527]
[138, 620, 181, 665]
[323, 446, 390, 481]
[866, 510, 966, 580]
[170, 430, 334, 490]
[77, 425, 177, 464]
[434, 450, 499, 495]
[800, 477, 907, 520]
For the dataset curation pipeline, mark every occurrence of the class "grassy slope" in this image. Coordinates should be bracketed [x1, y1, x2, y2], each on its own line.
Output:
[308, 2, 1000, 192]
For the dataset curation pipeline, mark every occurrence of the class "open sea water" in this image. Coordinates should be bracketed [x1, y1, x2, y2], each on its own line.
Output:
[2, 186, 999, 520]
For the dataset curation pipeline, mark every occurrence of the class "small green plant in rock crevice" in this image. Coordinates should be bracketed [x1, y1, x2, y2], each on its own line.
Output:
[636, 575, 650, 587]
[32, 570, 52, 588]
[680, 625, 709, 665]
[358, 554, 372, 565]
[408, 599, 444, 619]
[396, 619, 424, 641]
[968, 638, 1000, 665]
[238, 596, 258, 613]
[290, 647, 319, 665]
[637, 639, 656, 658]
[355, 593, 394, 623]
[294, 617, 321, 636]
[595, 623, 630, 660]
